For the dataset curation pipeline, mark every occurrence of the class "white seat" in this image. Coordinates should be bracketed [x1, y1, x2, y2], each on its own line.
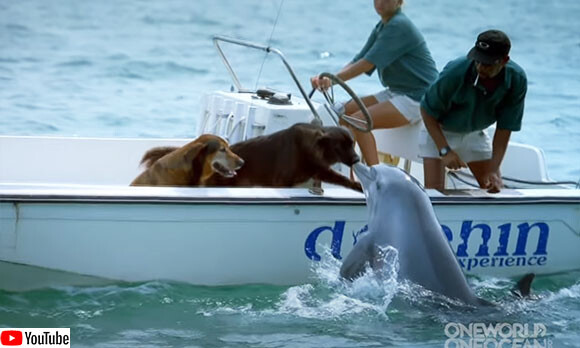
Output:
[372, 121, 423, 164]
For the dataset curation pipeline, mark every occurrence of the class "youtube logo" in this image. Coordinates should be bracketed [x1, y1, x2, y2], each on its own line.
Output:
[0, 329, 69, 347]
[1, 330, 22, 346]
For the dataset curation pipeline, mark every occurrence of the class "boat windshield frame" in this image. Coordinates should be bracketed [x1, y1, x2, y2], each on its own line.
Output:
[212, 35, 321, 122]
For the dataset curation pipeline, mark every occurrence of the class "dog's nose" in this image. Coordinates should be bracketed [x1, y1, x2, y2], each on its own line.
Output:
[351, 154, 360, 165]
[236, 158, 245, 169]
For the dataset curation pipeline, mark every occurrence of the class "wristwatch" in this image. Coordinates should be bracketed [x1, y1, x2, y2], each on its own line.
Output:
[439, 146, 451, 157]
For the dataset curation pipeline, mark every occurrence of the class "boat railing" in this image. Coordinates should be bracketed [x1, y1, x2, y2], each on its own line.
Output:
[212, 35, 322, 123]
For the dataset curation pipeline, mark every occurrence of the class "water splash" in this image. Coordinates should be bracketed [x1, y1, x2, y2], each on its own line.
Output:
[544, 282, 580, 302]
[271, 247, 401, 320]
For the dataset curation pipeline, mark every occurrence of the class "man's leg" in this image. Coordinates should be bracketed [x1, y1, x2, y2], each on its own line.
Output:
[423, 157, 446, 190]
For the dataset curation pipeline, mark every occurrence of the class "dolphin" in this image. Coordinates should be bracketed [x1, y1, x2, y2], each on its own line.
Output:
[341, 163, 496, 306]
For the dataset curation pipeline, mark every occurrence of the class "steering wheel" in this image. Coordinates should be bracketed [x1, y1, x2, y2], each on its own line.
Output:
[310, 72, 373, 133]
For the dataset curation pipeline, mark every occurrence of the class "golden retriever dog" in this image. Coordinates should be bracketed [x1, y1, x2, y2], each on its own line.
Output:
[130, 134, 244, 186]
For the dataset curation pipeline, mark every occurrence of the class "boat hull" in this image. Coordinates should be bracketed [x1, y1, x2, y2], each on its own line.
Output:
[1, 185, 579, 289]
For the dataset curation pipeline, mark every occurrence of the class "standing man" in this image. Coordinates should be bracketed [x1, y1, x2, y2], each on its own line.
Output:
[420, 30, 527, 193]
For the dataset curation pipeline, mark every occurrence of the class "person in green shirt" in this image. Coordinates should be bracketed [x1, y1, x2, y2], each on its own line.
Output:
[420, 30, 527, 193]
[311, 0, 438, 166]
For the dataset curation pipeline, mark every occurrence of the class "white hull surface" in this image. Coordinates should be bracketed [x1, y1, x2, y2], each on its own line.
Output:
[1, 182, 579, 289]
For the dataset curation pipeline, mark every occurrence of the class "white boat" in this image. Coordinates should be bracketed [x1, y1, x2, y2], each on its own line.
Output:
[1, 36, 579, 291]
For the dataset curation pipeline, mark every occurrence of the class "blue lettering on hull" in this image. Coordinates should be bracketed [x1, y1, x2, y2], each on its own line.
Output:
[304, 220, 550, 270]
[304, 221, 345, 261]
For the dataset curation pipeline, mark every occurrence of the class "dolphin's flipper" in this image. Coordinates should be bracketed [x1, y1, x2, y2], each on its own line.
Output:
[340, 236, 374, 281]
[511, 273, 535, 298]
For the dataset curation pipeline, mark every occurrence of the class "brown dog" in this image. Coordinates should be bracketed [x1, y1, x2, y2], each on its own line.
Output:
[140, 123, 362, 192]
[130, 134, 244, 186]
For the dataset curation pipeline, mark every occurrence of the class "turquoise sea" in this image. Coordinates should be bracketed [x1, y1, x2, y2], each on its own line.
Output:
[1, 0, 579, 346]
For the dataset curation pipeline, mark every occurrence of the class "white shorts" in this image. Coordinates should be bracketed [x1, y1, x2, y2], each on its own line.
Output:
[373, 89, 421, 124]
[419, 127, 493, 163]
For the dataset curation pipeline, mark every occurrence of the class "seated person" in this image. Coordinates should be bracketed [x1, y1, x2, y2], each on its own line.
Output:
[311, 0, 438, 166]
[419, 29, 528, 193]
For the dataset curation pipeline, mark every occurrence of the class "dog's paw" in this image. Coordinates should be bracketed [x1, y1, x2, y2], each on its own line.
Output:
[352, 181, 363, 193]
[309, 186, 324, 195]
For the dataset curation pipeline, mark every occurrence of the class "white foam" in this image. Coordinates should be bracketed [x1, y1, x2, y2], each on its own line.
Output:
[271, 246, 401, 320]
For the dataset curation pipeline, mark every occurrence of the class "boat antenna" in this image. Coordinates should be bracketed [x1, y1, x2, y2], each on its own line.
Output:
[254, 0, 285, 91]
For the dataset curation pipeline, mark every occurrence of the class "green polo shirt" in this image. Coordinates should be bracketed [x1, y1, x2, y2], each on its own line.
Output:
[352, 10, 438, 102]
[420, 57, 527, 132]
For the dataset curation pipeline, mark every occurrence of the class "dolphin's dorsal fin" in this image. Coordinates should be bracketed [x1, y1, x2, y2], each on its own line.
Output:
[511, 273, 535, 298]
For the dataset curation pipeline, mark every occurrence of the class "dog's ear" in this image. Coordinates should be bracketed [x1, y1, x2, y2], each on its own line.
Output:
[182, 142, 209, 165]
[184, 139, 222, 165]
[314, 130, 336, 162]
[316, 129, 337, 149]
[204, 139, 221, 154]
[313, 129, 328, 145]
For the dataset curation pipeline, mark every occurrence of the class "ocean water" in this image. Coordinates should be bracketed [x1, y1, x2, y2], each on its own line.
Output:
[1, 0, 580, 346]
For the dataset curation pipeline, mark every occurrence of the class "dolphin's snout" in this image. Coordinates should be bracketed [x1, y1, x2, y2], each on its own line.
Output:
[353, 162, 367, 177]
[353, 162, 373, 189]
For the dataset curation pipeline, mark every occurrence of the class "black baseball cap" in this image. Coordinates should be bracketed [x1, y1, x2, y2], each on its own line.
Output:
[467, 30, 511, 65]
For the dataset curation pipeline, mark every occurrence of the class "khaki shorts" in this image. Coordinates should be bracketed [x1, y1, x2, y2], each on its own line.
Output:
[373, 89, 421, 124]
[419, 127, 492, 163]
